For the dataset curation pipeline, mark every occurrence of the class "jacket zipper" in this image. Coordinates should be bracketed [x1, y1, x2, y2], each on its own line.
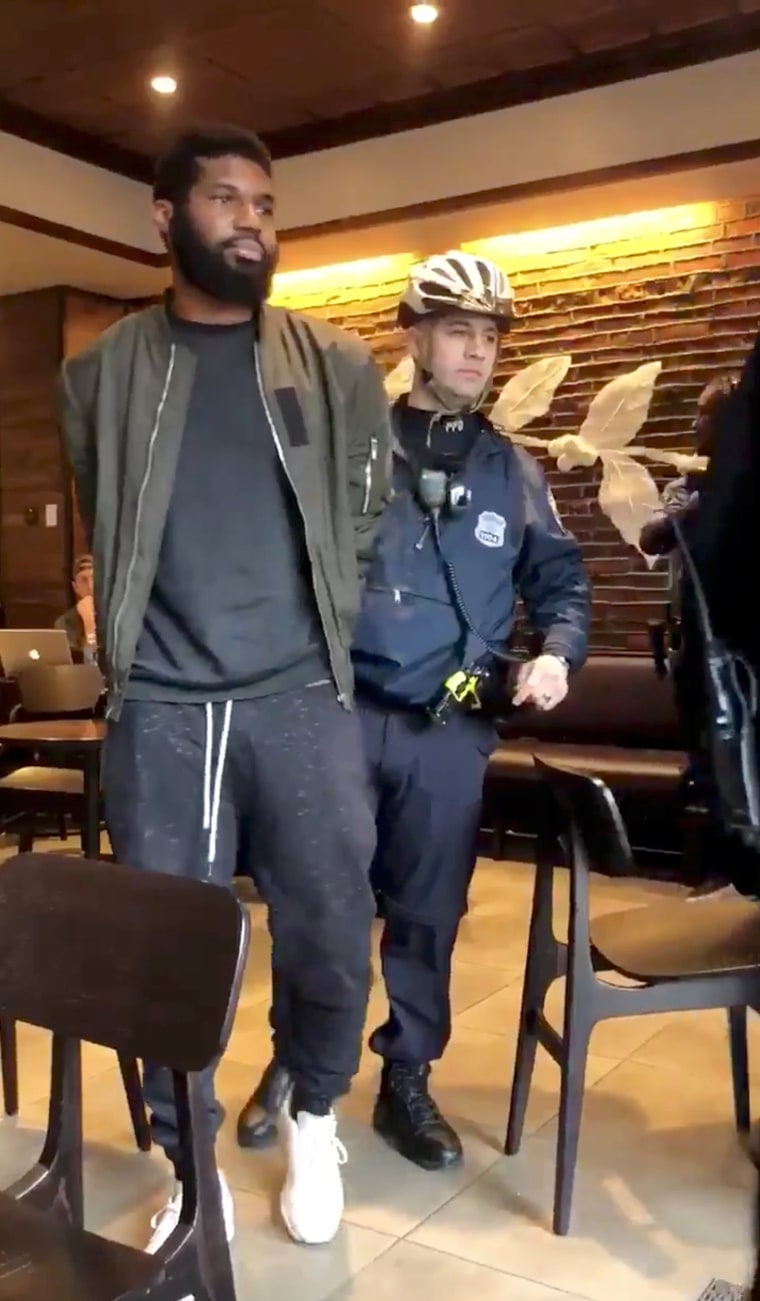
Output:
[108, 347, 176, 716]
[366, 584, 451, 609]
[253, 344, 346, 705]
[361, 436, 378, 514]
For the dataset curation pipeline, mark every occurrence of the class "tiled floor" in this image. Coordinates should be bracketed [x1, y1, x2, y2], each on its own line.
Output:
[0, 841, 757, 1300]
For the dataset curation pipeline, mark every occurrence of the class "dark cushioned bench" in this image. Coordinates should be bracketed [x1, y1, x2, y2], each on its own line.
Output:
[483, 655, 688, 858]
[488, 739, 684, 794]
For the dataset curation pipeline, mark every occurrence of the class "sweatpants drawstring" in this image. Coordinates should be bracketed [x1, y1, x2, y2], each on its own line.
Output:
[202, 700, 233, 866]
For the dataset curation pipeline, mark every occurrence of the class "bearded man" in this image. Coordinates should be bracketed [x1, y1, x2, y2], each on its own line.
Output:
[60, 124, 391, 1250]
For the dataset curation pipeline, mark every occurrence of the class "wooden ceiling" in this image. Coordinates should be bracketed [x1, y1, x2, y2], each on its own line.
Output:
[0, 0, 759, 183]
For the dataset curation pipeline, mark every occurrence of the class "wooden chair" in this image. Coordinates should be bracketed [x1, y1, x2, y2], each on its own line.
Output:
[0, 852, 249, 1300]
[0, 1016, 17, 1118]
[0, 662, 105, 851]
[505, 755, 760, 1236]
[0, 663, 149, 1156]
[14, 663, 104, 718]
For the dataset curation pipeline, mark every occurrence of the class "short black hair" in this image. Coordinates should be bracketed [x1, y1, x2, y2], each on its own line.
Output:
[73, 553, 93, 577]
[153, 124, 272, 204]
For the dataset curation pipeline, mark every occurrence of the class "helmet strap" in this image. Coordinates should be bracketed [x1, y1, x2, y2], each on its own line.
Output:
[418, 367, 479, 413]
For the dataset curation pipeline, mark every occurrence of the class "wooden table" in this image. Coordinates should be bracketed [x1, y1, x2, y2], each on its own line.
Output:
[0, 720, 106, 858]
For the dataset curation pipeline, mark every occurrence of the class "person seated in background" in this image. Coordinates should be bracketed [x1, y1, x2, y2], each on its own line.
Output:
[641, 375, 737, 900]
[55, 554, 98, 662]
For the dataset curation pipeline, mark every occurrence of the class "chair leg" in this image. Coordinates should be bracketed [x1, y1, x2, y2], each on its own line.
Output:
[728, 1005, 751, 1134]
[14, 1036, 85, 1225]
[118, 1055, 152, 1153]
[506, 839, 563, 1158]
[187, 1073, 237, 1301]
[505, 891, 561, 1157]
[18, 816, 35, 854]
[553, 1007, 591, 1236]
[0, 1016, 18, 1117]
[58, 815, 68, 842]
[492, 817, 507, 862]
[506, 970, 551, 1155]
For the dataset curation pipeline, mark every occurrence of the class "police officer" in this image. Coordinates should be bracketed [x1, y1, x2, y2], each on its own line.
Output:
[238, 251, 590, 1170]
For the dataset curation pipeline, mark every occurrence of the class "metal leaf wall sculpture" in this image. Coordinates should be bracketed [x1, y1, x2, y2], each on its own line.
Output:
[597, 453, 665, 553]
[384, 352, 706, 557]
[490, 354, 572, 432]
[383, 353, 416, 403]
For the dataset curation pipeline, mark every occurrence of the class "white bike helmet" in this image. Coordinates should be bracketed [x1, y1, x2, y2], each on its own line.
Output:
[398, 250, 514, 331]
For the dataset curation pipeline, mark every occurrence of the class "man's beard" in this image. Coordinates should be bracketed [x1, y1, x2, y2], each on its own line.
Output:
[169, 206, 278, 308]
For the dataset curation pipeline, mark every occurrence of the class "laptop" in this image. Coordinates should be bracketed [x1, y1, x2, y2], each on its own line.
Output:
[0, 629, 74, 678]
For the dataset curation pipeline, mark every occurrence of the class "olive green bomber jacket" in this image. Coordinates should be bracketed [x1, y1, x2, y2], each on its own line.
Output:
[59, 302, 392, 718]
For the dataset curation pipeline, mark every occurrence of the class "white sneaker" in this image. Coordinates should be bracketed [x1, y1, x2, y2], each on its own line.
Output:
[280, 1110, 347, 1245]
[147, 1169, 235, 1254]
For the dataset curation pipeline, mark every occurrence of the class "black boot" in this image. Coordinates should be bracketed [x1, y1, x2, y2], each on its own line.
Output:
[236, 1060, 291, 1150]
[373, 1061, 463, 1170]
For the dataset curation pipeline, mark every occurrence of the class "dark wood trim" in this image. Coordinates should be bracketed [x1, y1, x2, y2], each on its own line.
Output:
[0, 98, 152, 183]
[1, 13, 759, 178]
[54, 287, 76, 592]
[3, 137, 760, 265]
[279, 137, 760, 243]
[0, 204, 167, 268]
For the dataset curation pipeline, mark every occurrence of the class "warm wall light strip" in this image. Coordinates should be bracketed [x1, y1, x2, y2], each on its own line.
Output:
[464, 202, 718, 259]
[273, 253, 415, 288]
[268, 201, 722, 310]
[271, 253, 417, 306]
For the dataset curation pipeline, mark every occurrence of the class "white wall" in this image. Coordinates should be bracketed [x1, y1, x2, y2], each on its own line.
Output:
[274, 51, 760, 228]
[277, 155, 760, 272]
[0, 222, 166, 297]
[0, 130, 161, 254]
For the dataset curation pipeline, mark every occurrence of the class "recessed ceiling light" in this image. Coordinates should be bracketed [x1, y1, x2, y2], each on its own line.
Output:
[410, 3, 439, 23]
[150, 74, 177, 95]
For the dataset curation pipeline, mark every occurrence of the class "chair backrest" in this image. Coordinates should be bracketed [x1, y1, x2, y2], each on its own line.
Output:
[534, 755, 636, 878]
[0, 854, 249, 1072]
[17, 663, 103, 716]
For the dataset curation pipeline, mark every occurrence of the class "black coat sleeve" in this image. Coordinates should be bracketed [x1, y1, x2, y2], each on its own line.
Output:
[694, 330, 760, 665]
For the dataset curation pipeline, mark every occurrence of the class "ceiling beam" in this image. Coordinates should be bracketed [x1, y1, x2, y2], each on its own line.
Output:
[0, 100, 151, 184]
[265, 12, 760, 158]
[1, 12, 759, 184]
[0, 203, 167, 267]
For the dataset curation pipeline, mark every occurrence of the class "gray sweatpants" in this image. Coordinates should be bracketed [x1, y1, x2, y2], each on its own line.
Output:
[102, 683, 376, 1170]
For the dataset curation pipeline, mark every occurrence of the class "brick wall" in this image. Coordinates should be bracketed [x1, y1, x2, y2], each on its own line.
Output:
[272, 197, 760, 653]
